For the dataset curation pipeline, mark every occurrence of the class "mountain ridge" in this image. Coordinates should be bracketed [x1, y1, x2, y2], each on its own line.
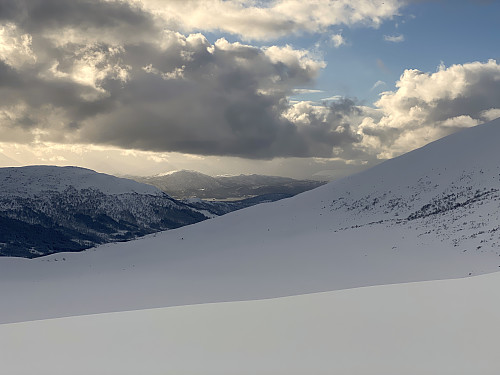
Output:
[132, 170, 326, 200]
[0, 165, 162, 197]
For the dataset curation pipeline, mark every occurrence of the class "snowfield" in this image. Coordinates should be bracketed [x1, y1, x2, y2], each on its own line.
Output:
[1, 118, 500, 373]
[1, 272, 500, 375]
[1, 218, 499, 324]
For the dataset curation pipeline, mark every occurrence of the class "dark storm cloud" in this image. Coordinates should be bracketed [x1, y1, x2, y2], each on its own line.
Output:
[79, 36, 358, 158]
[0, 1, 19, 21]
[0, 0, 365, 158]
[292, 99, 363, 157]
[0, 0, 157, 38]
[0, 50, 116, 131]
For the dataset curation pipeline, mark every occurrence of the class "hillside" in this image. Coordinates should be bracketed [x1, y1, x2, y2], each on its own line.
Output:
[0, 166, 207, 257]
[133, 170, 325, 199]
[1, 118, 500, 323]
[183, 193, 294, 216]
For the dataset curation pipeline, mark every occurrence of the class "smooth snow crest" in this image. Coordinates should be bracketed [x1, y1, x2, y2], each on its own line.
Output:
[0, 166, 163, 197]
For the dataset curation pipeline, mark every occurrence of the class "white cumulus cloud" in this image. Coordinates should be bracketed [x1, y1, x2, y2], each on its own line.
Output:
[134, 0, 404, 40]
[358, 60, 500, 158]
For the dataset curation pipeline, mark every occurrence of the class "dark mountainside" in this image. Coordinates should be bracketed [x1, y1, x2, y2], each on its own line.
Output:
[0, 166, 207, 258]
[132, 170, 326, 200]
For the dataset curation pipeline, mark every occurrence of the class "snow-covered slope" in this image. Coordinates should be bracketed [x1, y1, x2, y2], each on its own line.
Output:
[0, 165, 161, 197]
[1, 272, 499, 375]
[0, 166, 207, 257]
[2, 118, 500, 323]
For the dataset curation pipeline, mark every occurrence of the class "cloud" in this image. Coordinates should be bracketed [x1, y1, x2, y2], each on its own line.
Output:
[0, 0, 159, 45]
[2, 2, 365, 160]
[370, 80, 386, 91]
[358, 60, 500, 158]
[384, 34, 405, 42]
[135, 0, 404, 41]
[282, 99, 366, 159]
[4, 0, 498, 169]
[321, 95, 343, 101]
[331, 33, 346, 48]
[0, 23, 36, 67]
[480, 108, 500, 121]
[46, 43, 130, 99]
[76, 36, 340, 159]
[292, 89, 324, 94]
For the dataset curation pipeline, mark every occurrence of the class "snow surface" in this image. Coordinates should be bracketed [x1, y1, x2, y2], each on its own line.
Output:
[1, 272, 500, 375]
[2, 119, 500, 374]
[2, 119, 500, 323]
[0, 165, 162, 197]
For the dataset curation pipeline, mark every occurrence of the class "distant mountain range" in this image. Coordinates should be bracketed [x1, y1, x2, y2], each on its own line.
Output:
[183, 193, 295, 216]
[130, 170, 326, 200]
[0, 167, 323, 258]
[0, 166, 207, 258]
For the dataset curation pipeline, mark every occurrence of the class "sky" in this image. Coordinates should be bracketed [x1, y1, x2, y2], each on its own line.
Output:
[0, 0, 499, 180]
